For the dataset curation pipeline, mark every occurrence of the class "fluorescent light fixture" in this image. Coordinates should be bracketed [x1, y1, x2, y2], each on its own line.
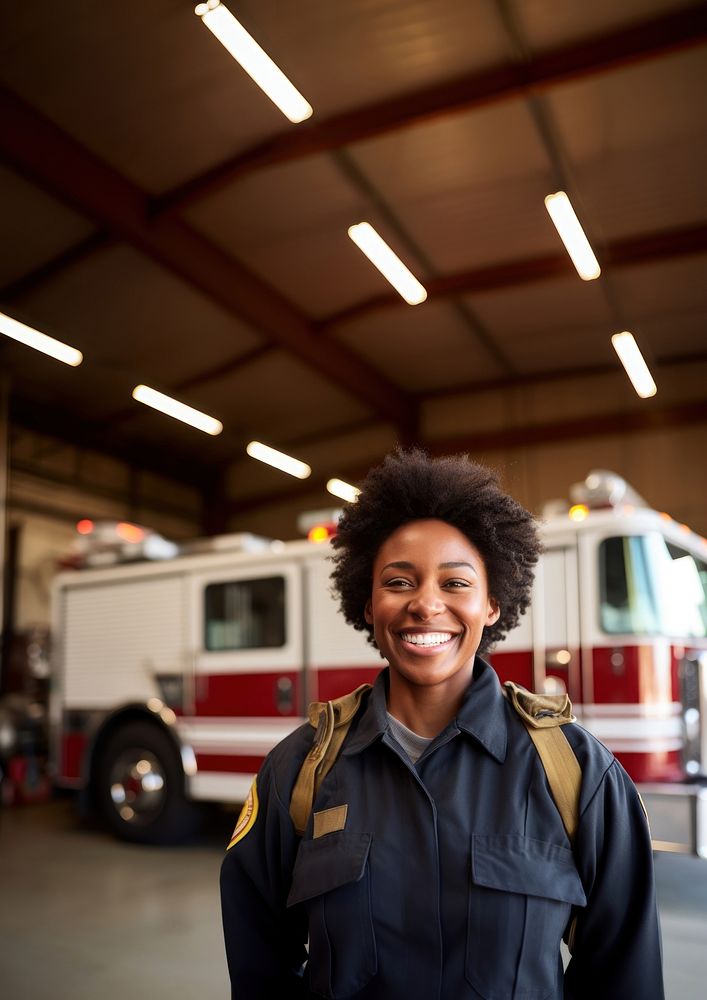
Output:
[132, 385, 223, 435]
[0, 310, 82, 366]
[544, 191, 601, 280]
[327, 478, 360, 503]
[348, 223, 427, 305]
[194, 1, 312, 124]
[246, 441, 311, 479]
[611, 332, 657, 399]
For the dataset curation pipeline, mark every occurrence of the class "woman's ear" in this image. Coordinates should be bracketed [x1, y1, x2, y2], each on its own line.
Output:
[364, 599, 374, 625]
[487, 598, 500, 626]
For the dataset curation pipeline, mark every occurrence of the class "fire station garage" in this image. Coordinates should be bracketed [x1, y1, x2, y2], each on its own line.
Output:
[1, 2, 706, 998]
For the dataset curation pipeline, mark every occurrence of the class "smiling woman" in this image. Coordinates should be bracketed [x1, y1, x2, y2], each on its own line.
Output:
[364, 520, 500, 736]
[220, 450, 665, 1000]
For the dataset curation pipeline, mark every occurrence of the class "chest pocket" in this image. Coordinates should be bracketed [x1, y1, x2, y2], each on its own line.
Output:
[466, 834, 586, 1000]
[287, 831, 377, 999]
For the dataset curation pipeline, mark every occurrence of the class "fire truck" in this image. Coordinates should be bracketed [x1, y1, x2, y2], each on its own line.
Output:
[50, 472, 707, 853]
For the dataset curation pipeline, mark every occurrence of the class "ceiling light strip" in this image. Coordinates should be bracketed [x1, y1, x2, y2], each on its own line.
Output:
[132, 385, 223, 435]
[326, 478, 360, 503]
[246, 441, 311, 479]
[195, 1, 313, 124]
[348, 223, 427, 305]
[0, 310, 83, 367]
[544, 192, 601, 281]
[611, 332, 657, 398]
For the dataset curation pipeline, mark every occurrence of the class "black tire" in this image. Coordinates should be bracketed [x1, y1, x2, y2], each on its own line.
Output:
[95, 720, 201, 844]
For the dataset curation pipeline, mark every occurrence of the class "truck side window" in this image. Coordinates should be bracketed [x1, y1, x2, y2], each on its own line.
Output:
[204, 577, 286, 650]
[599, 535, 707, 637]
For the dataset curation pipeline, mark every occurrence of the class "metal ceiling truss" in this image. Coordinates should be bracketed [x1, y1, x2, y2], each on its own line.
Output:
[422, 350, 707, 402]
[330, 148, 515, 374]
[0, 231, 113, 304]
[5, 218, 704, 342]
[152, 5, 707, 217]
[0, 87, 418, 439]
[9, 394, 212, 490]
[496, 0, 635, 349]
[315, 222, 707, 330]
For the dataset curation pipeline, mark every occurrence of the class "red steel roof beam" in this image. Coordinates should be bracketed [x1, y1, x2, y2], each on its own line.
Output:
[316, 223, 707, 330]
[0, 87, 417, 434]
[153, 5, 707, 217]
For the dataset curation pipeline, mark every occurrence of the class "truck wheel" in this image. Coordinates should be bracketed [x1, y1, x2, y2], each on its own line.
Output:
[96, 721, 200, 844]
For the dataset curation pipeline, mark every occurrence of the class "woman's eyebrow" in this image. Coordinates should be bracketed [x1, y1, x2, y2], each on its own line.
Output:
[380, 560, 477, 572]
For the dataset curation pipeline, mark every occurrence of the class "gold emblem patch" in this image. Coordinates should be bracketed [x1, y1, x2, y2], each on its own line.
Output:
[227, 778, 259, 850]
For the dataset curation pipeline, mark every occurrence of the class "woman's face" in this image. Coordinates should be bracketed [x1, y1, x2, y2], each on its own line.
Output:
[365, 519, 499, 700]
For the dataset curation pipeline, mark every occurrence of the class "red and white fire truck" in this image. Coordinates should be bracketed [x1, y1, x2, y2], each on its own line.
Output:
[50, 472, 707, 853]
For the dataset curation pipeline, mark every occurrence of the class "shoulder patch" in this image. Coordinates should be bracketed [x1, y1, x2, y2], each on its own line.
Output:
[227, 778, 259, 850]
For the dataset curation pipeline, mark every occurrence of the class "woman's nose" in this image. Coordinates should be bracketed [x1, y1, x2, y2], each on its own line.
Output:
[407, 587, 445, 619]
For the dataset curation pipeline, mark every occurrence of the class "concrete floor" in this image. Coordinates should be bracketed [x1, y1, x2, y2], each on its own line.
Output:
[0, 798, 705, 1000]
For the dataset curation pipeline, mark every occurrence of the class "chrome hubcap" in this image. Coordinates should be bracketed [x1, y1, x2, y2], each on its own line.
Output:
[109, 749, 166, 825]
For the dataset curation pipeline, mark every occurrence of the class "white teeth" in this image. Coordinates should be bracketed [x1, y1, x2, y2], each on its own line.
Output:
[400, 632, 453, 646]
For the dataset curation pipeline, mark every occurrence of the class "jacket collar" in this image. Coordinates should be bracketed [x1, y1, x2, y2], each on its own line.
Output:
[341, 657, 508, 763]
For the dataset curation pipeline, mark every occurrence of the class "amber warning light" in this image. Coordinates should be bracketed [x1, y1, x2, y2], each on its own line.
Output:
[67, 520, 181, 567]
[308, 523, 337, 543]
[116, 522, 146, 543]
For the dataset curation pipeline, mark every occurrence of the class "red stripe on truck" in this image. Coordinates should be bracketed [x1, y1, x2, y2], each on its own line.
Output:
[195, 753, 265, 773]
[315, 666, 382, 702]
[60, 732, 87, 781]
[194, 671, 301, 716]
[613, 749, 682, 783]
[487, 650, 533, 690]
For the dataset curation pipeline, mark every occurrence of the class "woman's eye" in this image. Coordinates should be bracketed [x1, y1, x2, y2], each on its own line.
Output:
[443, 579, 471, 589]
[384, 578, 413, 588]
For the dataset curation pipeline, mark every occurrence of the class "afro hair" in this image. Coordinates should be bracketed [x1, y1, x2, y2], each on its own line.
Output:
[330, 449, 541, 654]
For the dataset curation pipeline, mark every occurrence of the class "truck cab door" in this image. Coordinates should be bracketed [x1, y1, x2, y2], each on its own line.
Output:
[188, 561, 303, 719]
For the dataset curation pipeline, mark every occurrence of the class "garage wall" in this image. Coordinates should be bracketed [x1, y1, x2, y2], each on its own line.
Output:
[422, 358, 707, 536]
[11, 512, 74, 631]
[460, 425, 707, 533]
[227, 421, 707, 545]
[7, 428, 203, 630]
[226, 361, 707, 542]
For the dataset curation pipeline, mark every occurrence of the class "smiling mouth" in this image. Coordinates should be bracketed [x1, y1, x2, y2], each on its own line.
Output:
[399, 631, 457, 647]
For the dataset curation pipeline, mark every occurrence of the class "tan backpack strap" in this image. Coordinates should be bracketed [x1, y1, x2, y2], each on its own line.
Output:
[289, 684, 372, 835]
[525, 725, 582, 843]
[290, 701, 335, 836]
[502, 681, 581, 843]
[502, 680, 583, 954]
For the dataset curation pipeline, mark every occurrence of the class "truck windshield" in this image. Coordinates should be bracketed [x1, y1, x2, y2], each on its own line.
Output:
[599, 534, 707, 637]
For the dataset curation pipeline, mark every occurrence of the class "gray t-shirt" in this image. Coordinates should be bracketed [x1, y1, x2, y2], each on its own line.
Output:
[386, 712, 434, 764]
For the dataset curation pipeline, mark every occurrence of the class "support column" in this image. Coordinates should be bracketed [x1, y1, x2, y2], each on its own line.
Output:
[0, 374, 9, 688]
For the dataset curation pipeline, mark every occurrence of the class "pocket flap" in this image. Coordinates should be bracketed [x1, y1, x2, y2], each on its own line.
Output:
[471, 834, 586, 906]
[287, 832, 372, 907]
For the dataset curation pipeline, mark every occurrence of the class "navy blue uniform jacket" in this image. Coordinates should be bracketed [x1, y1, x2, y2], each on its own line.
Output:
[220, 659, 665, 999]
